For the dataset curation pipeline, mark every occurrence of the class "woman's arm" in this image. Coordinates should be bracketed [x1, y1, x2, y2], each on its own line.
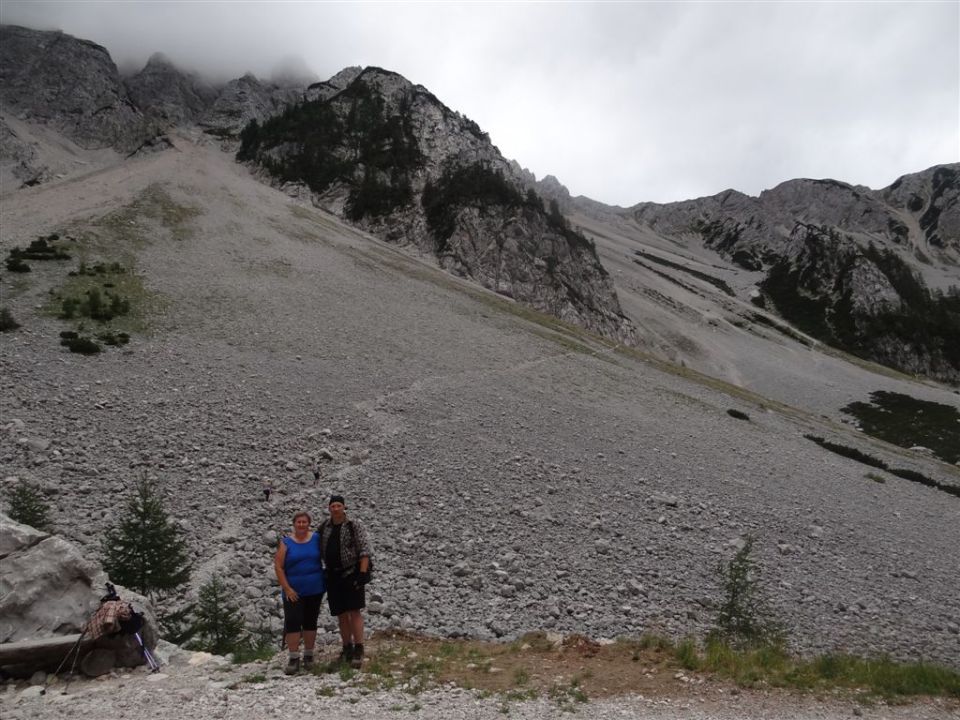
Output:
[274, 539, 298, 602]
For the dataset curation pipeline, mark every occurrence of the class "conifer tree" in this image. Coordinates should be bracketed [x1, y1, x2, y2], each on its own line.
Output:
[188, 576, 246, 655]
[102, 476, 191, 597]
[712, 536, 784, 649]
[5, 480, 52, 531]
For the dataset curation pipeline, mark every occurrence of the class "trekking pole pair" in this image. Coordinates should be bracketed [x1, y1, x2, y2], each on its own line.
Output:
[41, 630, 88, 695]
[135, 631, 161, 672]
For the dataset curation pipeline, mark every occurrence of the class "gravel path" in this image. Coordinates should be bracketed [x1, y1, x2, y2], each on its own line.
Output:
[3, 651, 958, 720]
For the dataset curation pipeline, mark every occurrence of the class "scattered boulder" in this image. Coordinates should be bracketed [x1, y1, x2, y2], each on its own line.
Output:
[0, 513, 159, 677]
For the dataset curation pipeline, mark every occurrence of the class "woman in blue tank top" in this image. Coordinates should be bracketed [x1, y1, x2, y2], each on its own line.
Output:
[274, 511, 325, 674]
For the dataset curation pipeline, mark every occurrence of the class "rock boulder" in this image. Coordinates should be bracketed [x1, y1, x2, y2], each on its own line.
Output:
[0, 513, 159, 676]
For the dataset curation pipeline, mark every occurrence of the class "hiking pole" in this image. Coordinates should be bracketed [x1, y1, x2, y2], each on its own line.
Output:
[134, 632, 161, 672]
[50, 630, 87, 677]
[42, 630, 88, 695]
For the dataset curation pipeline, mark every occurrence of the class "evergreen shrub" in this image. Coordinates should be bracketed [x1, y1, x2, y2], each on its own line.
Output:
[102, 477, 191, 597]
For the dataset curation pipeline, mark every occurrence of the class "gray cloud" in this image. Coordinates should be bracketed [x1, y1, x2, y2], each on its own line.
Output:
[1, 1, 956, 205]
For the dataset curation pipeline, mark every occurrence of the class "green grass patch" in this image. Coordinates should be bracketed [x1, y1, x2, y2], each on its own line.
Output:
[354, 631, 959, 704]
[798, 654, 959, 697]
[45, 263, 157, 335]
[231, 640, 276, 664]
[634, 633, 675, 652]
[548, 678, 588, 709]
[675, 637, 700, 670]
[701, 639, 792, 687]
[89, 183, 201, 249]
[689, 639, 960, 698]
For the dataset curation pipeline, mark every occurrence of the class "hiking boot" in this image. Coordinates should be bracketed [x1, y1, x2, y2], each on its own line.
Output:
[302, 654, 314, 671]
[350, 644, 364, 670]
[283, 656, 300, 675]
[337, 645, 353, 666]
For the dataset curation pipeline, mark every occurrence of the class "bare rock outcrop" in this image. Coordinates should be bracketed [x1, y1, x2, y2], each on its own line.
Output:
[305, 65, 363, 102]
[535, 174, 573, 213]
[0, 25, 149, 153]
[0, 117, 44, 187]
[198, 73, 303, 139]
[881, 164, 960, 254]
[124, 53, 218, 128]
[0, 514, 158, 676]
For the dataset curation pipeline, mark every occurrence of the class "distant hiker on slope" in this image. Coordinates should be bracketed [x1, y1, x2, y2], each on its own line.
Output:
[319, 494, 372, 669]
[274, 511, 325, 674]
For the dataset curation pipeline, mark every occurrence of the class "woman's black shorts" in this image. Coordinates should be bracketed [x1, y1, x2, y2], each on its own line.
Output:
[282, 592, 323, 633]
[326, 573, 366, 616]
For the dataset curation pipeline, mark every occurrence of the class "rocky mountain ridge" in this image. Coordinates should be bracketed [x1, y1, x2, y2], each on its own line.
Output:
[0, 26, 633, 345]
[3, 23, 957, 380]
[629, 168, 959, 266]
[235, 66, 636, 342]
[558, 165, 960, 383]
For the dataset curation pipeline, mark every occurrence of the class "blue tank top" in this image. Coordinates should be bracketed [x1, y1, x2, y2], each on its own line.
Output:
[282, 533, 325, 598]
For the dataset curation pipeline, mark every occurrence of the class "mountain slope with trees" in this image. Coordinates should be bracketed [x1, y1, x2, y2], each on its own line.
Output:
[235, 67, 636, 344]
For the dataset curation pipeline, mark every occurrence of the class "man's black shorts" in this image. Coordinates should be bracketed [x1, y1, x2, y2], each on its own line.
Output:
[282, 592, 323, 633]
[327, 572, 366, 616]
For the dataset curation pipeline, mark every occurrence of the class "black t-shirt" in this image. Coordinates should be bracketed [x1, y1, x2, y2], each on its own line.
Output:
[325, 523, 343, 572]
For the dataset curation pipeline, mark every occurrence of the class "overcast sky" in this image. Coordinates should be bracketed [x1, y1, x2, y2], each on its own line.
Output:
[2, 1, 957, 206]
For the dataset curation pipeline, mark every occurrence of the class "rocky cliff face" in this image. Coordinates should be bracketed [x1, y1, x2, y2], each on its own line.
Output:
[237, 67, 636, 343]
[623, 166, 960, 382]
[881, 165, 960, 254]
[0, 25, 148, 153]
[124, 53, 218, 128]
[0, 118, 41, 186]
[198, 72, 305, 138]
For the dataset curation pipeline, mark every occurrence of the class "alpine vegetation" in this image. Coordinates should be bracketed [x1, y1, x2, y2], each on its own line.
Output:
[102, 477, 192, 597]
[3, 479, 52, 532]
